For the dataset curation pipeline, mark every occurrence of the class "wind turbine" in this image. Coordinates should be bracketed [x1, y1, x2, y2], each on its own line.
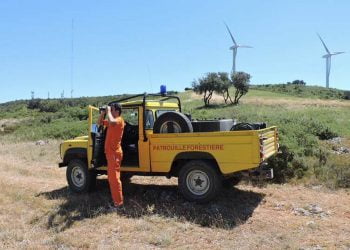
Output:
[317, 33, 345, 88]
[224, 22, 252, 74]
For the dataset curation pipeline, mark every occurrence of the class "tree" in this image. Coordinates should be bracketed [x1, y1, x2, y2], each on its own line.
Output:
[192, 72, 226, 106]
[231, 71, 251, 105]
[215, 72, 233, 104]
[287, 80, 306, 85]
[193, 71, 251, 106]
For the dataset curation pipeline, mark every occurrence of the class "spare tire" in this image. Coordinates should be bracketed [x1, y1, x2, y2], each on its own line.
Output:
[153, 111, 193, 134]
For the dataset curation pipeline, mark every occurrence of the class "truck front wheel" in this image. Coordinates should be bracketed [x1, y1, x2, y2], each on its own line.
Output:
[178, 160, 221, 203]
[66, 159, 96, 193]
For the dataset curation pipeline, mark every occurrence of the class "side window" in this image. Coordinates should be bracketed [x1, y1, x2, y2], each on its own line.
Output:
[145, 110, 154, 129]
[122, 108, 138, 125]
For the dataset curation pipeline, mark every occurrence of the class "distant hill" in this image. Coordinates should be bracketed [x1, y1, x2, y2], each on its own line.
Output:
[251, 84, 350, 100]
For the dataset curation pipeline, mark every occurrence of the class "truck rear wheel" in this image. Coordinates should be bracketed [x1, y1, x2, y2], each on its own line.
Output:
[178, 160, 221, 203]
[153, 111, 193, 134]
[67, 159, 96, 193]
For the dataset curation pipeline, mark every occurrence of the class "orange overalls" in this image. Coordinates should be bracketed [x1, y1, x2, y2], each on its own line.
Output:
[103, 117, 125, 206]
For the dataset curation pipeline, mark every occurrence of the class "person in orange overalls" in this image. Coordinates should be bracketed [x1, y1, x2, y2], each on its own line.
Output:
[98, 103, 125, 207]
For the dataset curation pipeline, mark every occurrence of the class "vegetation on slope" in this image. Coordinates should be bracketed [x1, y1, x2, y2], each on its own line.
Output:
[252, 83, 350, 100]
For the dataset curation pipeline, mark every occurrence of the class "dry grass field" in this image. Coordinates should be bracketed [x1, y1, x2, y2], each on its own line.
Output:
[0, 140, 350, 249]
[189, 91, 350, 109]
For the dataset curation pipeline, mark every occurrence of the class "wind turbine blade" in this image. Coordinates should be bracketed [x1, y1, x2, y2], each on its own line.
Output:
[332, 52, 345, 55]
[239, 45, 253, 48]
[224, 22, 237, 46]
[317, 33, 330, 54]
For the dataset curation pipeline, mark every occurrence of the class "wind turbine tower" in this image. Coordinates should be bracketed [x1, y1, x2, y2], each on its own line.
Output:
[224, 22, 252, 74]
[317, 33, 345, 88]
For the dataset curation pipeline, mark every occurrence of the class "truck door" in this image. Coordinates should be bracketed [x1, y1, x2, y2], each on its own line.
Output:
[120, 107, 139, 167]
[120, 106, 151, 172]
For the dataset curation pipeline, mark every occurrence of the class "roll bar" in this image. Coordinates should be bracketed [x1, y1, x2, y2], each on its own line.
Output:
[108, 93, 182, 142]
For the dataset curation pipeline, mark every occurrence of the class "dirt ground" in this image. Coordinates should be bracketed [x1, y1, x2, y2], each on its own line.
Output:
[0, 141, 349, 249]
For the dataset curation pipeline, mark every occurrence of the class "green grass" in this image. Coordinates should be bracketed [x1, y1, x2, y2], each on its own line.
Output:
[1, 86, 349, 187]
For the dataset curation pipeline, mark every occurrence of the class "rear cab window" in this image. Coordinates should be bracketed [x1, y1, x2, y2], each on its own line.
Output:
[156, 110, 176, 119]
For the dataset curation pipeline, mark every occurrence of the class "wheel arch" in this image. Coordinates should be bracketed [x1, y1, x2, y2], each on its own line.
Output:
[169, 151, 221, 177]
[62, 148, 88, 167]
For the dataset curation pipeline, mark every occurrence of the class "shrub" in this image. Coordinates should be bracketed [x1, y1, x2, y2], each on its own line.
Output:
[307, 119, 338, 140]
[40, 115, 52, 124]
[314, 163, 350, 188]
[27, 99, 41, 110]
[1, 124, 20, 134]
[267, 145, 294, 182]
[38, 100, 64, 112]
[344, 91, 350, 100]
[65, 107, 88, 121]
[42, 120, 87, 139]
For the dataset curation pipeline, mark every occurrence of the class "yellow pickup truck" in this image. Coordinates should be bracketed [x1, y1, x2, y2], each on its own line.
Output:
[59, 93, 279, 202]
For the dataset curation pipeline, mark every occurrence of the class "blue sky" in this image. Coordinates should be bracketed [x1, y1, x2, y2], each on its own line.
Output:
[0, 0, 349, 103]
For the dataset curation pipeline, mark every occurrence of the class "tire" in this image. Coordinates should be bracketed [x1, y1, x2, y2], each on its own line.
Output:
[178, 160, 221, 203]
[66, 159, 96, 193]
[230, 123, 254, 131]
[153, 111, 193, 134]
[222, 175, 242, 189]
[231, 122, 267, 131]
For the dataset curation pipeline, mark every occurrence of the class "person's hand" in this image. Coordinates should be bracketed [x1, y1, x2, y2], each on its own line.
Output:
[107, 106, 111, 113]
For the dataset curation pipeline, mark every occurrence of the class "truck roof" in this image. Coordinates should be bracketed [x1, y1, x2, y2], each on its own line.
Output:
[121, 100, 179, 108]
